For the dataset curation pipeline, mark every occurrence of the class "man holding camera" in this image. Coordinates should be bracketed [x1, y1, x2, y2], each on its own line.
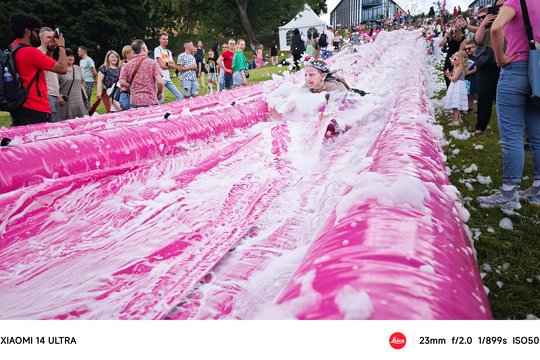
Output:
[38, 27, 61, 123]
[8, 12, 68, 126]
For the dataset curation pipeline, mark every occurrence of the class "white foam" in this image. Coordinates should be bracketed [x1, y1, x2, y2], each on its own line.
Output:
[499, 217, 514, 231]
[334, 285, 373, 320]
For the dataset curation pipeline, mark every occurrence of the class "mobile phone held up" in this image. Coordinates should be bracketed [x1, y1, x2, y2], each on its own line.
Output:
[54, 27, 61, 39]
[488, 5, 499, 16]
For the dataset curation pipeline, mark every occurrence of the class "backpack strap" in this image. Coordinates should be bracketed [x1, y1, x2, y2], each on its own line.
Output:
[10, 43, 42, 97]
[520, 0, 536, 50]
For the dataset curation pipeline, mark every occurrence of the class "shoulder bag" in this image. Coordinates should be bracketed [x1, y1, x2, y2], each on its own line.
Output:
[61, 67, 76, 102]
[520, 0, 540, 107]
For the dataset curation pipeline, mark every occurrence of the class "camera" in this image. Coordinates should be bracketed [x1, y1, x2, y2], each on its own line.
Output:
[54, 27, 61, 39]
[61, 95, 69, 102]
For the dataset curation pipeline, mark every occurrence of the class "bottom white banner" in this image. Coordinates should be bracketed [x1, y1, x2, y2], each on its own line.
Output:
[0, 320, 539, 359]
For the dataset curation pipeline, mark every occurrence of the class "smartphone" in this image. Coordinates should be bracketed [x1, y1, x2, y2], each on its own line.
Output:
[54, 27, 61, 39]
[488, 5, 499, 15]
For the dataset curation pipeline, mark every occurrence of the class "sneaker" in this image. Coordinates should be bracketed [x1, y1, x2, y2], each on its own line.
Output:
[477, 188, 521, 209]
[519, 186, 540, 206]
[472, 129, 483, 136]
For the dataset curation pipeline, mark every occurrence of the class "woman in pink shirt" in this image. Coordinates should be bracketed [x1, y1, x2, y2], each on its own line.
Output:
[478, 0, 540, 208]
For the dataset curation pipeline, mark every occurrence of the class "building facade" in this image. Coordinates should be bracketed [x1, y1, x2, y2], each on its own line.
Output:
[330, 0, 405, 28]
[468, 0, 495, 13]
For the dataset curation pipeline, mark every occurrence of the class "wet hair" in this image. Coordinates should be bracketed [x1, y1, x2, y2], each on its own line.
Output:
[131, 39, 146, 54]
[306, 60, 367, 96]
[9, 12, 43, 38]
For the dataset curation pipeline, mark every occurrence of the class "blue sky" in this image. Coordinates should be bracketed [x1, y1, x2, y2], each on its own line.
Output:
[320, 0, 473, 23]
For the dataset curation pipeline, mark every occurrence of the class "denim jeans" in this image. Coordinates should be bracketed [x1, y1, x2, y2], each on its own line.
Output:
[160, 79, 183, 104]
[218, 71, 225, 91]
[321, 50, 332, 60]
[181, 79, 199, 97]
[48, 95, 59, 123]
[496, 60, 540, 185]
[224, 72, 233, 90]
[119, 92, 130, 110]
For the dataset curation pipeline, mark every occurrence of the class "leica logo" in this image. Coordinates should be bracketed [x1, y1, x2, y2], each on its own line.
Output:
[389, 332, 407, 349]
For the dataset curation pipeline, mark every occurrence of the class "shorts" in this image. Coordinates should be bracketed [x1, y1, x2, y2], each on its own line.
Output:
[208, 72, 217, 83]
[182, 79, 199, 97]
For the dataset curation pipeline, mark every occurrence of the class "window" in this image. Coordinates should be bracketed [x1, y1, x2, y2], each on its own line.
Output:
[286, 30, 294, 46]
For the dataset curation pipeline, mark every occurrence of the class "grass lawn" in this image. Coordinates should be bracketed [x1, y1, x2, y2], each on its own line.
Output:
[1, 59, 538, 319]
[436, 95, 540, 319]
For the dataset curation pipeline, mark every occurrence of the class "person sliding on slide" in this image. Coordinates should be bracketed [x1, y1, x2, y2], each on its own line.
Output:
[304, 60, 367, 137]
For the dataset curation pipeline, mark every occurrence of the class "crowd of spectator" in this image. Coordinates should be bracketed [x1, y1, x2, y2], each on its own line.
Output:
[420, 1, 539, 209]
[4, 12, 290, 126]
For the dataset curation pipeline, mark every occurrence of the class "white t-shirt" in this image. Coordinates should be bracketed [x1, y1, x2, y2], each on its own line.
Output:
[154, 46, 173, 80]
[325, 31, 334, 51]
[38, 47, 60, 96]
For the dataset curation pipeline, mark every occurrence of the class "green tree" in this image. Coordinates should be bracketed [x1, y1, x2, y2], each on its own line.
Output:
[1, 0, 169, 62]
[148, 0, 327, 51]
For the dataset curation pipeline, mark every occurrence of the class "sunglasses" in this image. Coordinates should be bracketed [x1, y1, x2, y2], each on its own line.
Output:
[477, 15, 486, 20]
[465, 47, 475, 50]
[29, 28, 40, 34]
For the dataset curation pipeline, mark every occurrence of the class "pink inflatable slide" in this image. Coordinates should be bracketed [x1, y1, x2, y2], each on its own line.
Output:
[0, 31, 491, 319]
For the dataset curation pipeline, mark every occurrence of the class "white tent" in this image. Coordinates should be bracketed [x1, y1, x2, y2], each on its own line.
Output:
[279, 5, 326, 51]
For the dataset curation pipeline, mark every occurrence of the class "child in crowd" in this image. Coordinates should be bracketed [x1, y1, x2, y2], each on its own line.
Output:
[443, 51, 468, 125]
[464, 40, 477, 114]
[256, 45, 263, 68]
[249, 54, 257, 69]
[206, 50, 217, 94]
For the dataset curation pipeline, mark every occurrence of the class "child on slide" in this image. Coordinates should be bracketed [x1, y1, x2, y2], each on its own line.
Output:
[304, 60, 367, 137]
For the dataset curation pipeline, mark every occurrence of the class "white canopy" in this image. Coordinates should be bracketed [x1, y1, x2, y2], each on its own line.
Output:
[278, 5, 326, 51]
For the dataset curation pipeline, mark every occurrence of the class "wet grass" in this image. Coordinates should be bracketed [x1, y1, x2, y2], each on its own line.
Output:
[436, 92, 540, 319]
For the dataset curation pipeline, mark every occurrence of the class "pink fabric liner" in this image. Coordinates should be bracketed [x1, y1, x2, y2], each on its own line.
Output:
[0, 36, 490, 319]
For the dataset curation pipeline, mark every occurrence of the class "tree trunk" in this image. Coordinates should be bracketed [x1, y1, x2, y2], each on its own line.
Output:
[233, 0, 258, 52]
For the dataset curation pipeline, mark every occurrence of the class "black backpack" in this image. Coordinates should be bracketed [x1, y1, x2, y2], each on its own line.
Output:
[318, 32, 328, 48]
[0, 44, 40, 112]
